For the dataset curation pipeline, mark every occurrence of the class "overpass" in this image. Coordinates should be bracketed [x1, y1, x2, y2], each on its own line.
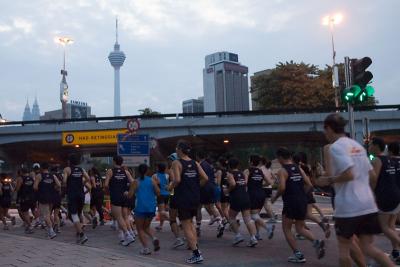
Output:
[0, 106, 399, 169]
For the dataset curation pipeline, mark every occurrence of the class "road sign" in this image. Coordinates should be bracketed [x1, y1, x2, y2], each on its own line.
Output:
[127, 118, 140, 133]
[62, 129, 125, 146]
[117, 134, 150, 156]
[122, 156, 150, 167]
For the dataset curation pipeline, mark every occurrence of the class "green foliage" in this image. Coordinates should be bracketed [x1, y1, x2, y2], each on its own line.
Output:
[138, 108, 161, 116]
[252, 61, 377, 109]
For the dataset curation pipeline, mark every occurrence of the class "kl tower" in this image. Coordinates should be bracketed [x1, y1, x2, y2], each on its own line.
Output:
[108, 18, 126, 117]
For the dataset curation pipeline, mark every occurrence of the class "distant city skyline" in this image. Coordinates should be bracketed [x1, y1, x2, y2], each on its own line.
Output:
[0, 0, 399, 120]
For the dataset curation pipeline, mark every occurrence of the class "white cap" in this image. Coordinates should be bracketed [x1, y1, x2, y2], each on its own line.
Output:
[32, 163, 40, 169]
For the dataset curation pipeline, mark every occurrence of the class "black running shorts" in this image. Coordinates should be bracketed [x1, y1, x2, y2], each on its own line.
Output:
[157, 195, 169, 205]
[263, 188, 272, 199]
[249, 192, 266, 210]
[67, 194, 84, 215]
[20, 200, 36, 212]
[335, 212, 382, 239]
[178, 208, 197, 221]
[169, 195, 178, 209]
[200, 182, 216, 205]
[282, 198, 307, 220]
[230, 194, 251, 212]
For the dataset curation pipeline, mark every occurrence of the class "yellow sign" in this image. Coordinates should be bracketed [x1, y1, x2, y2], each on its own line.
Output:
[62, 129, 126, 146]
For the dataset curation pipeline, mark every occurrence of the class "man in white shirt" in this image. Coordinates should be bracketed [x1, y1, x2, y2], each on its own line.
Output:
[316, 113, 393, 267]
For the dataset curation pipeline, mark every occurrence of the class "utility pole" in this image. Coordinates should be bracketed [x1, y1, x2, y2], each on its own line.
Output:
[344, 56, 355, 139]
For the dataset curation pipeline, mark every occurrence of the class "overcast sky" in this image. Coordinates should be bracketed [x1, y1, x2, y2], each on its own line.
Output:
[0, 0, 398, 120]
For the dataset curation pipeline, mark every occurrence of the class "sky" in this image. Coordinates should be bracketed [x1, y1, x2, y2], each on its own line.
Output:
[0, 0, 399, 121]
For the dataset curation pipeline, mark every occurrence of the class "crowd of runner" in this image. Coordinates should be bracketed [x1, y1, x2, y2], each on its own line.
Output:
[0, 113, 399, 266]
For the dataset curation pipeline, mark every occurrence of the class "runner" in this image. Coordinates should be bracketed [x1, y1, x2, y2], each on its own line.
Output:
[167, 153, 185, 249]
[123, 167, 136, 240]
[34, 162, 60, 239]
[63, 154, 90, 244]
[171, 140, 208, 264]
[244, 154, 275, 241]
[50, 166, 63, 233]
[15, 168, 35, 234]
[226, 157, 258, 248]
[154, 162, 170, 232]
[369, 137, 400, 264]
[215, 157, 230, 238]
[31, 163, 42, 228]
[316, 113, 394, 267]
[128, 164, 160, 255]
[104, 155, 135, 246]
[259, 157, 277, 223]
[195, 151, 221, 237]
[89, 167, 105, 226]
[0, 173, 14, 230]
[271, 147, 325, 263]
[293, 152, 330, 239]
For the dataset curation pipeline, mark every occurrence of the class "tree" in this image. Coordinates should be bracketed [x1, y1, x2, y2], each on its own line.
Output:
[138, 108, 161, 116]
[252, 61, 376, 110]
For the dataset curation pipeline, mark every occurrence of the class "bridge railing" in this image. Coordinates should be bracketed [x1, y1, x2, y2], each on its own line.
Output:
[1, 105, 399, 126]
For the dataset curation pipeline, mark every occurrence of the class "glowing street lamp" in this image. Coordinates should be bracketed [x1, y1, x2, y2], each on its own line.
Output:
[55, 36, 73, 119]
[322, 13, 343, 109]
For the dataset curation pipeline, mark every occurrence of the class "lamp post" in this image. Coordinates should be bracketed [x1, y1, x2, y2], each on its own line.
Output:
[55, 37, 73, 119]
[322, 13, 343, 109]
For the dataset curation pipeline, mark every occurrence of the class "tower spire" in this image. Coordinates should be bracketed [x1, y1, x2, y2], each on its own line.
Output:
[115, 16, 119, 44]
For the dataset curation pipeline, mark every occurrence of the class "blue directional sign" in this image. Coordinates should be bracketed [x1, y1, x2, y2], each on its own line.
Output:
[117, 134, 150, 156]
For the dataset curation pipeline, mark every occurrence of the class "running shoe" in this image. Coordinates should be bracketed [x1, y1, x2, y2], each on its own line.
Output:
[313, 240, 325, 259]
[232, 235, 244, 246]
[54, 224, 61, 234]
[122, 234, 135, 246]
[33, 221, 41, 228]
[208, 216, 220, 226]
[11, 216, 16, 226]
[186, 253, 204, 264]
[172, 238, 185, 249]
[267, 224, 275, 239]
[79, 234, 88, 245]
[118, 231, 125, 244]
[48, 230, 57, 239]
[25, 227, 34, 234]
[288, 251, 306, 263]
[255, 233, 263, 241]
[60, 219, 65, 227]
[267, 218, 277, 224]
[295, 234, 306, 240]
[139, 248, 152, 255]
[155, 225, 162, 232]
[92, 217, 98, 229]
[153, 238, 160, 251]
[99, 220, 105, 226]
[247, 236, 258, 247]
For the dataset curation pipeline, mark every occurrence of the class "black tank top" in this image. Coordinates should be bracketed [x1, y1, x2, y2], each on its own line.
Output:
[20, 175, 35, 200]
[109, 167, 128, 198]
[230, 170, 247, 197]
[282, 164, 306, 202]
[38, 172, 55, 202]
[1, 181, 12, 200]
[220, 169, 228, 187]
[67, 166, 84, 196]
[375, 156, 400, 212]
[93, 174, 103, 190]
[175, 159, 200, 209]
[247, 167, 264, 193]
[391, 156, 400, 190]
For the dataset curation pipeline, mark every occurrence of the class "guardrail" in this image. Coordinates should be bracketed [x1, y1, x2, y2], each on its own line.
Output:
[1, 104, 399, 126]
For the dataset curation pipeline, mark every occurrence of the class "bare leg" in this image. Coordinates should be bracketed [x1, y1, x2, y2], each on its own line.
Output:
[358, 234, 395, 267]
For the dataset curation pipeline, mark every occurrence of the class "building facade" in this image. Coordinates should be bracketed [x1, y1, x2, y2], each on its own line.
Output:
[203, 52, 249, 112]
[40, 101, 93, 120]
[250, 69, 272, 110]
[182, 97, 204, 113]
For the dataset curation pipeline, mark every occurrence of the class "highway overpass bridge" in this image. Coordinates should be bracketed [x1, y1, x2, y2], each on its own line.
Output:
[0, 106, 399, 171]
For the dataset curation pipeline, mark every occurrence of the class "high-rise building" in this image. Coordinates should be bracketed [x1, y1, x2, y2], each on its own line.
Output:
[250, 69, 272, 110]
[22, 100, 32, 121]
[108, 18, 126, 117]
[182, 97, 204, 113]
[203, 52, 249, 112]
[40, 100, 93, 120]
[31, 96, 41, 120]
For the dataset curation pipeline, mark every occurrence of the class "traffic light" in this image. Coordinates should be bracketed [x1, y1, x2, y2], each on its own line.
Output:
[341, 57, 374, 104]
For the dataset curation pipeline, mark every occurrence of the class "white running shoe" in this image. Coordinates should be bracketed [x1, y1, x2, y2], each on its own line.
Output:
[247, 236, 258, 247]
[122, 234, 135, 246]
[267, 224, 275, 239]
[232, 234, 244, 246]
[172, 238, 185, 249]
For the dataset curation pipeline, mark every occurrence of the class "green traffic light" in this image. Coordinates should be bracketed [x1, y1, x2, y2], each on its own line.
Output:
[365, 85, 375, 97]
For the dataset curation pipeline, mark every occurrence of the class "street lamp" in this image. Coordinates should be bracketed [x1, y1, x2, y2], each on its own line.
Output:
[54, 36, 73, 119]
[322, 13, 343, 109]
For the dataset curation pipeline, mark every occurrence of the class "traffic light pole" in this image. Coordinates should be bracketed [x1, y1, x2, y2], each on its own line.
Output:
[344, 56, 355, 139]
